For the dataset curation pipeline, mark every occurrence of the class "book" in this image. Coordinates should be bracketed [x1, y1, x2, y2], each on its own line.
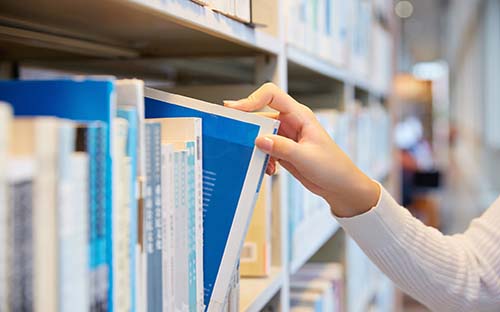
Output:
[0, 102, 12, 312]
[0, 78, 116, 311]
[12, 117, 61, 312]
[144, 122, 164, 312]
[144, 88, 280, 311]
[240, 175, 271, 277]
[113, 117, 132, 312]
[294, 263, 343, 312]
[6, 158, 35, 312]
[76, 122, 110, 312]
[116, 79, 145, 312]
[58, 121, 91, 312]
[59, 138, 90, 312]
[173, 148, 190, 312]
[160, 143, 176, 312]
[149, 117, 204, 312]
[116, 107, 138, 312]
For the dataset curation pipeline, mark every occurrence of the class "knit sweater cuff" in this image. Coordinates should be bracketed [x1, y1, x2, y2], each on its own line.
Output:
[334, 183, 410, 250]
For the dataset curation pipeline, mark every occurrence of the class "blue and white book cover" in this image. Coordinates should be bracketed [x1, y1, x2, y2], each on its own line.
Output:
[0, 78, 116, 311]
[144, 88, 280, 311]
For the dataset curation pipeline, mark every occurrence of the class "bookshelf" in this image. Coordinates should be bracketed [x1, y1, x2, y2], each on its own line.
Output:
[0, 0, 398, 311]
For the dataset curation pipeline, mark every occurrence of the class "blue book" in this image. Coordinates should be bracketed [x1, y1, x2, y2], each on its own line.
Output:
[144, 122, 163, 312]
[0, 79, 116, 312]
[144, 88, 280, 311]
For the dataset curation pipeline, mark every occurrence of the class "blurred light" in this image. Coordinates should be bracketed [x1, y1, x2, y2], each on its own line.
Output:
[395, 1, 413, 19]
[412, 61, 448, 80]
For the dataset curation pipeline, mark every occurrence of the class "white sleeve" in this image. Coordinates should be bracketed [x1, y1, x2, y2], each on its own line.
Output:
[335, 184, 500, 312]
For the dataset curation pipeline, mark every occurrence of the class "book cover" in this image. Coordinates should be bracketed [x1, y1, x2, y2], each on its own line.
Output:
[0, 78, 116, 311]
[144, 122, 163, 312]
[149, 117, 204, 312]
[0, 102, 12, 312]
[144, 88, 279, 311]
[240, 175, 271, 277]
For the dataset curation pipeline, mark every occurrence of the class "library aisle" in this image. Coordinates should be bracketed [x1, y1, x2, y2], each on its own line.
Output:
[1, 0, 499, 311]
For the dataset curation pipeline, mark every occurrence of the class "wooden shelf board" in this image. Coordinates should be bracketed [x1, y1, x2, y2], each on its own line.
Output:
[239, 266, 284, 312]
[0, 0, 280, 60]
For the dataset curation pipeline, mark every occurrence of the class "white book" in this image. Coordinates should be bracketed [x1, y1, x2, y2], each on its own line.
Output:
[161, 144, 175, 312]
[12, 117, 60, 312]
[112, 117, 131, 312]
[149, 117, 204, 312]
[0, 102, 12, 312]
[116, 79, 145, 312]
[173, 149, 190, 312]
[59, 148, 90, 312]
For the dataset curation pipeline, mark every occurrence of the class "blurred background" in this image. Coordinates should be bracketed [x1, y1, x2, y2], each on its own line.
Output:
[393, 0, 500, 309]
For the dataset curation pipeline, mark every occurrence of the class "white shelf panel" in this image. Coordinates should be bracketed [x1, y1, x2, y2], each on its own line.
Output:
[290, 209, 340, 274]
[287, 45, 389, 97]
[239, 266, 284, 312]
[129, 0, 281, 55]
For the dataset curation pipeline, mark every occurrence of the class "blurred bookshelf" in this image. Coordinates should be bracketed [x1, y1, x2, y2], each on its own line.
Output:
[0, 0, 399, 311]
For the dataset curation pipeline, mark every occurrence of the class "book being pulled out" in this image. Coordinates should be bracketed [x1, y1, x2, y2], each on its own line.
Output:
[145, 88, 280, 311]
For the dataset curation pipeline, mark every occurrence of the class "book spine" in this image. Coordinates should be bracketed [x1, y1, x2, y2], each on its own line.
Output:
[117, 108, 139, 312]
[161, 144, 175, 312]
[194, 120, 205, 312]
[174, 150, 189, 311]
[59, 123, 89, 312]
[0, 103, 11, 312]
[186, 142, 197, 312]
[59, 151, 89, 312]
[9, 171, 34, 312]
[112, 118, 131, 312]
[87, 124, 109, 312]
[145, 123, 163, 312]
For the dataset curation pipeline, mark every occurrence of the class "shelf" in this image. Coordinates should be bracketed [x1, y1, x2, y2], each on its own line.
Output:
[239, 266, 284, 312]
[0, 0, 280, 60]
[287, 45, 389, 97]
[290, 209, 340, 274]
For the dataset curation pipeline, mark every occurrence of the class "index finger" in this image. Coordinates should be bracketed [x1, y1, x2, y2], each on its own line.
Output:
[224, 83, 299, 114]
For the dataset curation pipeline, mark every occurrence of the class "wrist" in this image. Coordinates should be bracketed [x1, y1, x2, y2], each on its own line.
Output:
[327, 174, 381, 218]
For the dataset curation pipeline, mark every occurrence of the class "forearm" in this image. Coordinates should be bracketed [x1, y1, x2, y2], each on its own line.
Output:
[335, 186, 500, 312]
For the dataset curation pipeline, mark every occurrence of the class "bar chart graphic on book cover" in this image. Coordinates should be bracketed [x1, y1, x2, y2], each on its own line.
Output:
[144, 88, 279, 312]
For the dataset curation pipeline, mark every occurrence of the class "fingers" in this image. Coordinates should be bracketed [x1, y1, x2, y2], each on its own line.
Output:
[254, 111, 280, 119]
[255, 134, 299, 163]
[224, 83, 298, 114]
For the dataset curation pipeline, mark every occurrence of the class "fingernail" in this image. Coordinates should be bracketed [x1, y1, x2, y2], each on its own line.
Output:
[256, 136, 273, 153]
[223, 100, 239, 107]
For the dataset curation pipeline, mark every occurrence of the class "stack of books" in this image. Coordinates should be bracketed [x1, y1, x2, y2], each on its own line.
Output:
[287, 0, 350, 67]
[287, 0, 394, 87]
[352, 101, 391, 179]
[290, 262, 344, 312]
[0, 77, 279, 312]
[190, 0, 252, 24]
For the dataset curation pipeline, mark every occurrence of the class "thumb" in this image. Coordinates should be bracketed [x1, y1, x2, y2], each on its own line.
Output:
[255, 135, 299, 162]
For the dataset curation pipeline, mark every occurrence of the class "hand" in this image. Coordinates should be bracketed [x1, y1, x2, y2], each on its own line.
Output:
[224, 83, 380, 218]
